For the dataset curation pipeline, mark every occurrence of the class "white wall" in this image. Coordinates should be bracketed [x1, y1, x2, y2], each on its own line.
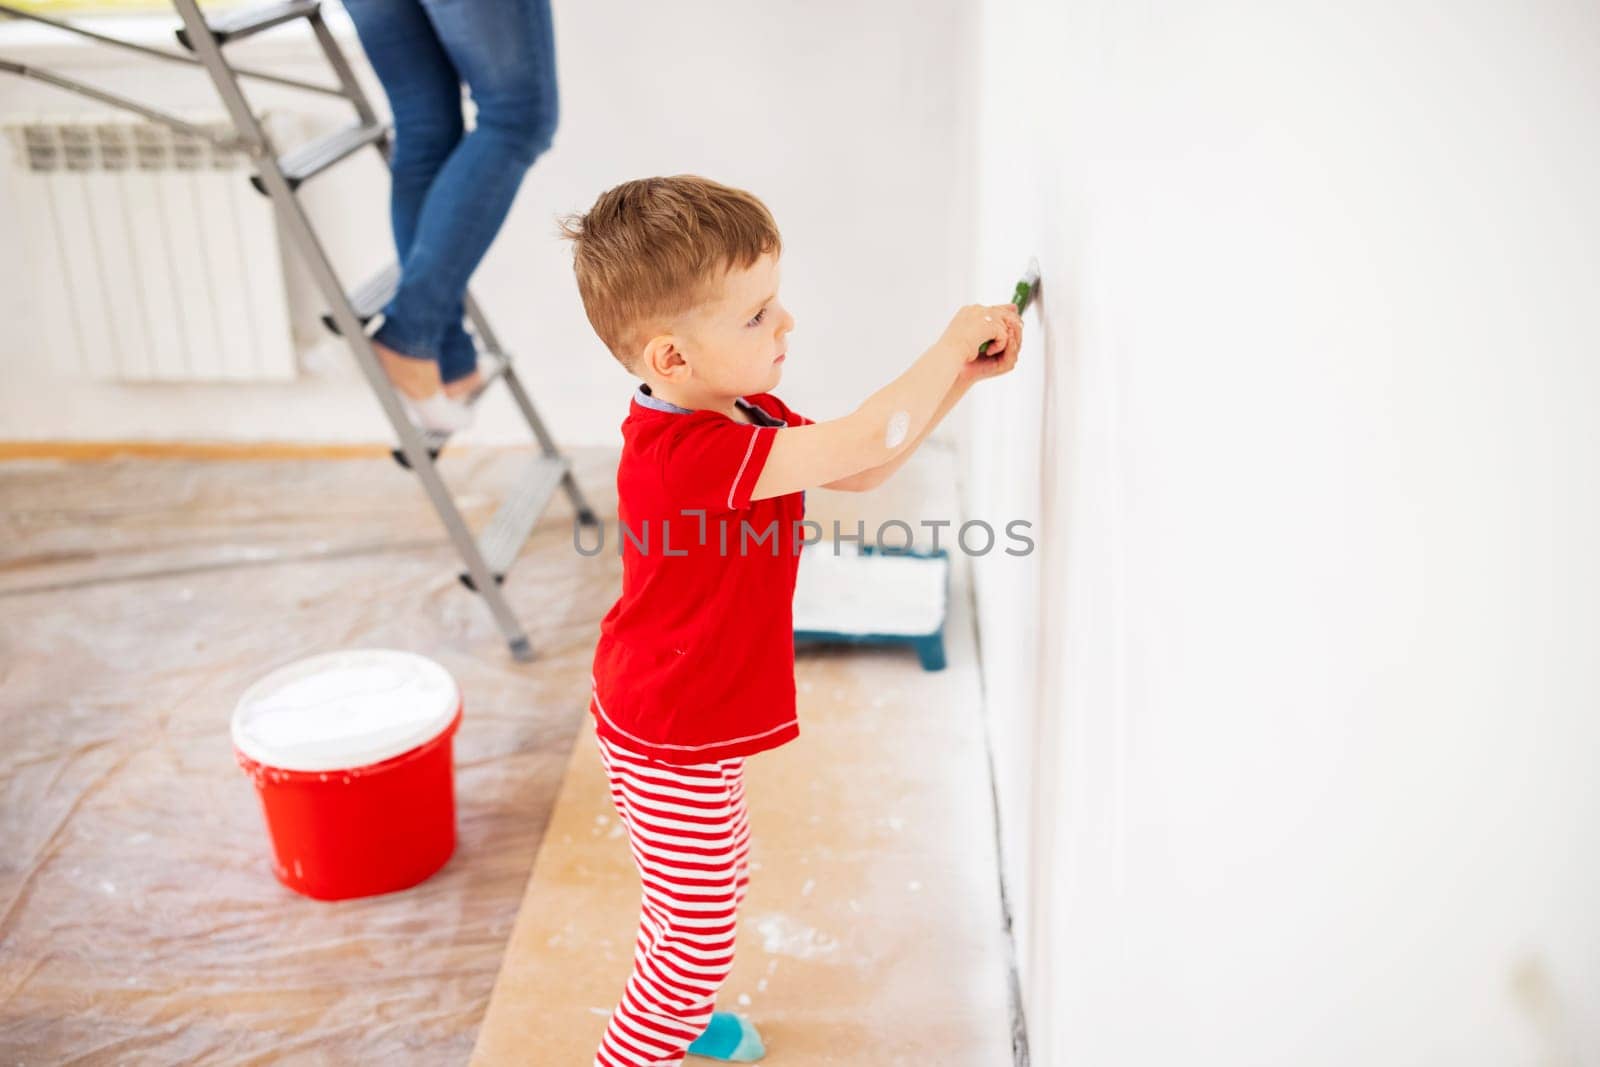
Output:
[967, 2, 1600, 1064]
[0, 2, 977, 445]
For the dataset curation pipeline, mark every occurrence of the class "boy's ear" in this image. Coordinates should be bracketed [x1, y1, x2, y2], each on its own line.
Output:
[641, 335, 688, 382]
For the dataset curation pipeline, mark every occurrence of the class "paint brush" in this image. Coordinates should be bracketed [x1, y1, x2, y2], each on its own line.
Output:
[978, 257, 1041, 357]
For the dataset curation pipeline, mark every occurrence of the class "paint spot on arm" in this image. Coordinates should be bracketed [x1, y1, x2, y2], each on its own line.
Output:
[884, 410, 910, 448]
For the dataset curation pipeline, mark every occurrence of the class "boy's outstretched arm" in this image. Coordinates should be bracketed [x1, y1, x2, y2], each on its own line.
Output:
[749, 302, 1018, 502]
[820, 302, 1023, 492]
[820, 379, 970, 492]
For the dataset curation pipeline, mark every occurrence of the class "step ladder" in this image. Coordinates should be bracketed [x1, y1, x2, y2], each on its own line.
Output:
[0, 0, 598, 661]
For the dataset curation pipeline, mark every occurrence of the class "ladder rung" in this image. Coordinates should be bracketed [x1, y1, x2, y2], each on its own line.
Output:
[251, 121, 386, 193]
[176, 0, 321, 50]
[390, 436, 444, 471]
[324, 263, 399, 335]
[461, 455, 570, 589]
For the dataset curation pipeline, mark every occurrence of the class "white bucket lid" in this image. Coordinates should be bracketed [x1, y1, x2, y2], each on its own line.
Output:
[232, 649, 461, 773]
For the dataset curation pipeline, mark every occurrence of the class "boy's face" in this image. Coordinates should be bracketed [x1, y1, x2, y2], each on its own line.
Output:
[648, 252, 794, 405]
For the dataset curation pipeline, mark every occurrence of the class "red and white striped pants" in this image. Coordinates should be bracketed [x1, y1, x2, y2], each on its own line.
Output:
[592, 730, 752, 1067]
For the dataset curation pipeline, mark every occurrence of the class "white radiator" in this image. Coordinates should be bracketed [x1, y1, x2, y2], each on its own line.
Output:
[3, 115, 296, 383]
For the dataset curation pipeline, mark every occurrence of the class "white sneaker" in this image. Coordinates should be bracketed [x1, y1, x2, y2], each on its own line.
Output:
[399, 390, 475, 434]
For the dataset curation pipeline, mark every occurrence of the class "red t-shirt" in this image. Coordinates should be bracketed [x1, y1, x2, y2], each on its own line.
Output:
[589, 383, 815, 764]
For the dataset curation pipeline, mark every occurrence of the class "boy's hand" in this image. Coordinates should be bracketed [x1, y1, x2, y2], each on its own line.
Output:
[942, 302, 1021, 363]
[957, 302, 1023, 387]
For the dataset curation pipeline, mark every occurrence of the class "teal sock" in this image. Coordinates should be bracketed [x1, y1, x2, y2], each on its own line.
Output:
[685, 1011, 765, 1062]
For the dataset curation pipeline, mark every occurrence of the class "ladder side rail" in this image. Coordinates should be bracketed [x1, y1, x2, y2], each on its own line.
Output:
[0, 2, 345, 97]
[0, 59, 245, 149]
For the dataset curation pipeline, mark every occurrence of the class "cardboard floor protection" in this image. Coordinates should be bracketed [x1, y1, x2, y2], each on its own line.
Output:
[471, 458, 1015, 1065]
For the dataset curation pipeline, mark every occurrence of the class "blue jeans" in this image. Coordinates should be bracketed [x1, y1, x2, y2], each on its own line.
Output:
[341, 0, 558, 383]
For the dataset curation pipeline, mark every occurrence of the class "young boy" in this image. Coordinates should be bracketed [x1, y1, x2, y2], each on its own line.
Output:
[558, 175, 1022, 1067]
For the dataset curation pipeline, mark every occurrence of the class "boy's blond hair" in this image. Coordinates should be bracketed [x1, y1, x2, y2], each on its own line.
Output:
[557, 175, 782, 370]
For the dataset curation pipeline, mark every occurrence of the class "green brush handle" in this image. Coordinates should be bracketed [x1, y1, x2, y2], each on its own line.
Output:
[977, 274, 1037, 357]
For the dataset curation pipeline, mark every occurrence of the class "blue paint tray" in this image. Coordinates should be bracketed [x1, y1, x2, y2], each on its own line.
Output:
[792, 544, 950, 671]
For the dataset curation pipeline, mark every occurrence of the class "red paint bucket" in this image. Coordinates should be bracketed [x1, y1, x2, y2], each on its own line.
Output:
[232, 650, 463, 901]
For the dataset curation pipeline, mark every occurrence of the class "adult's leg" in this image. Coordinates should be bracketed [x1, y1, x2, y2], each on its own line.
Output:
[340, 0, 464, 373]
[397, 0, 558, 385]
[438, 303, 480, 389]
[594, 733, 747, 1067]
